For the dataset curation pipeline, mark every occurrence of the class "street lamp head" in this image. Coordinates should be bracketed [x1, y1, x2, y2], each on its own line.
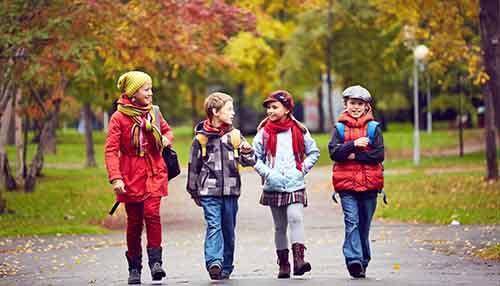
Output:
[414, 44, 429, 61]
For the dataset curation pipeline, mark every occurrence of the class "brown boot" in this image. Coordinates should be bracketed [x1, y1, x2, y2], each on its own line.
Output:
[292, 243, 311, 276]
[276, 249, 291, 279]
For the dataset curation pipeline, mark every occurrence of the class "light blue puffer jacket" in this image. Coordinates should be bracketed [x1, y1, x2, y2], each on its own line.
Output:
[253, 121, 320, 192]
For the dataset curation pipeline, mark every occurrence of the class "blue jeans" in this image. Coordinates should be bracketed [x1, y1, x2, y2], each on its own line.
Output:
[200, 196, 238, 276]
[339, 191, 377, 268]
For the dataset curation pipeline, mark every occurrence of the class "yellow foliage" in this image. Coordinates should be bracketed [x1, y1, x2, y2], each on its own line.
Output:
[224, 32, 278, 94]
[221, 1, 307, 95]
[370, 0, 483, 86]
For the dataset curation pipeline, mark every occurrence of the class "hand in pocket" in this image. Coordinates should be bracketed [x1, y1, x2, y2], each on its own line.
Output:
[266, 169, 286, 188]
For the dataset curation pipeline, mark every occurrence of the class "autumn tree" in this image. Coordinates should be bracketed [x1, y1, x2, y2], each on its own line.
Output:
[0, 0, 255, 191]
[223, 0, 306, 118]
[371, 0, 497, 179]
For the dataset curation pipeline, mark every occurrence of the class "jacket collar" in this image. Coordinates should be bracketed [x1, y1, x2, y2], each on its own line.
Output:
[337, 110, 374, 128]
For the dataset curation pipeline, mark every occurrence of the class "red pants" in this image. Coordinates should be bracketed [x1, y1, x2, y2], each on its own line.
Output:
[125, 196, 162, 257]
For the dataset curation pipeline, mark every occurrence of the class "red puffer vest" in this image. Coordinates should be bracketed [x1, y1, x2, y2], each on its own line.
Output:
[332, 111, 383, 192]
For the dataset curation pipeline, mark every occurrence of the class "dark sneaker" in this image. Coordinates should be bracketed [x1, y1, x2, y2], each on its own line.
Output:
[347, 261, 365, 278]
[220, 271, 231, 280]
[128, 268, 141, 285]
[359, 267, 366, 278]
[150, 262, 166, 281]
[208, 264, 222, 280]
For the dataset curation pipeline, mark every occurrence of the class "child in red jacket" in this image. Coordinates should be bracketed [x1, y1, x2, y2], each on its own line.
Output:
[328, 85, 384, 279]
[105, 71, 173, 284]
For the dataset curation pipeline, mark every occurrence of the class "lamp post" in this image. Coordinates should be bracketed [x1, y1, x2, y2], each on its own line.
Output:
[426, 73, 432, 133]
[413, 44, 429, 165]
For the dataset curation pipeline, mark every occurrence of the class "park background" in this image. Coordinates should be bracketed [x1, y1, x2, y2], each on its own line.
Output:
[0, 0, 499, 271]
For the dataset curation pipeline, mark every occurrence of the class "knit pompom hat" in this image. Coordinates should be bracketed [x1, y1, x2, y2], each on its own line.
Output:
[117, 71, 152, 97]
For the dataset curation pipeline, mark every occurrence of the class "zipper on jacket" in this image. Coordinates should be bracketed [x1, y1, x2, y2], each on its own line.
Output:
[220, 138, 225, 196]
[201, 172, 209, 188]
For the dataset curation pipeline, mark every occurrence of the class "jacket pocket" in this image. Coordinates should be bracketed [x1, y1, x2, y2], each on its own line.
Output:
[265, 169, 286, 190]
[364, 164, 384, 190]
[285, 168, 304, 188]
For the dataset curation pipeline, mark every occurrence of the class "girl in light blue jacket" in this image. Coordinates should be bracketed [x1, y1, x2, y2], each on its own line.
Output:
[252, 90, 320, 279]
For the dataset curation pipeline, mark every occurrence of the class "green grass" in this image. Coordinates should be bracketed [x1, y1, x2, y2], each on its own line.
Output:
[0, 168, 114, 237]
[384, 151, 490, 169]
[377, 171, 500, 225]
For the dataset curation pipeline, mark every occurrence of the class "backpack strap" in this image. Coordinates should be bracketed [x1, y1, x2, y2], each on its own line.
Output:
[195, 133, 209, 159]
[152, 105, 161, 131]
[366, 121, 380, 145]
[229, 129, 241, 159]
[335, 122, 345, 143]
[195, 129, 241, 160]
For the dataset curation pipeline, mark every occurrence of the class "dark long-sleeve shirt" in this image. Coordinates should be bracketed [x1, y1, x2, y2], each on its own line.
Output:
[328, 125, 384, 165]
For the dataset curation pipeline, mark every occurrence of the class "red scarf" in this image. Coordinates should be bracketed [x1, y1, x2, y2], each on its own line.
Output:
[263, 117, 305, 171]
[203, 119, 231, 136]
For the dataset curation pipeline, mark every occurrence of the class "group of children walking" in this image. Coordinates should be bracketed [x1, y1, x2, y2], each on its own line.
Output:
[105, 71, 385, 284]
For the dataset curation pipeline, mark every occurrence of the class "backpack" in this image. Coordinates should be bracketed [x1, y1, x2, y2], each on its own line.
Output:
[335, 121, 380, 144]
[152, 105, 180, 180]
[195, 129, 242, 160]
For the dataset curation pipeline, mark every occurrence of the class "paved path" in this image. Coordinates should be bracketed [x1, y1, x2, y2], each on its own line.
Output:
[1, 167, 499, 285]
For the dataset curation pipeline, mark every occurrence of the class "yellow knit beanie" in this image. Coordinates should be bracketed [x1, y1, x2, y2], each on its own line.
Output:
[117, 71, 152, 97]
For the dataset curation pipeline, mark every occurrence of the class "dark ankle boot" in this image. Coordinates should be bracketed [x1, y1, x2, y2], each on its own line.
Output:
[125, 252, 142, 285]
[276, 249, 291, 279]
[147, 247, 166, 281]
[292, 243, 311, 276]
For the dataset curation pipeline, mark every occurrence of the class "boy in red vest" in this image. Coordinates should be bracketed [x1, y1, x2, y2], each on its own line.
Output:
[328, 85, 384, 279]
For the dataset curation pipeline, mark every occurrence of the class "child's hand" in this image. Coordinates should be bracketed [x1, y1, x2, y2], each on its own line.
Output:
[266, 169, 286, 188]
[239, 141, 253, 153]
[354, 137, 369, 148]
[112, 179, 126, 195]
[162, 135, 171, 147]
[347, 153, 355, 160]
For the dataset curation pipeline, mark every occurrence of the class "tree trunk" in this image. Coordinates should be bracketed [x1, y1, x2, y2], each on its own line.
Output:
[317, 83, 325, 133]
[278, 3, 286, 83]
[14, 88, 26, 184]
[325, 0, 335, 129]
[33, 98, 62, 178]
[0, 191, 6, 214]
[479, 0, 499, 180]
[458, 90, 464, 157]
[24, 119, 51, 192]
[190, 88, 197, 129]
[483, 85, 498, 181]
[6, 106, 15, 146]
[235, 83, 244, 129]
[42, 100, 59, 155]
[0, 94, 17, 191]
[83, 102, 97, 167]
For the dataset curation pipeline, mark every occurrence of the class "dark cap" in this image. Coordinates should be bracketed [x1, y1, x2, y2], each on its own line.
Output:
[263, 90, 295, 110]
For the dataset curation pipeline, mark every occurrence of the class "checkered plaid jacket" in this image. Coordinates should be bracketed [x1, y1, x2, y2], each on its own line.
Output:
[187, 122, 255, 198]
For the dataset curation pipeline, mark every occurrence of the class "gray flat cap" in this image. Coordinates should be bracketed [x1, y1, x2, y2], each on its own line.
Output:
[342, 85, 372, 103]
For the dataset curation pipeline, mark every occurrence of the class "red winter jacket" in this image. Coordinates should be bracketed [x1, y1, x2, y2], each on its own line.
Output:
[105, 101, 173, 203]
[329, 111, 384, 192]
